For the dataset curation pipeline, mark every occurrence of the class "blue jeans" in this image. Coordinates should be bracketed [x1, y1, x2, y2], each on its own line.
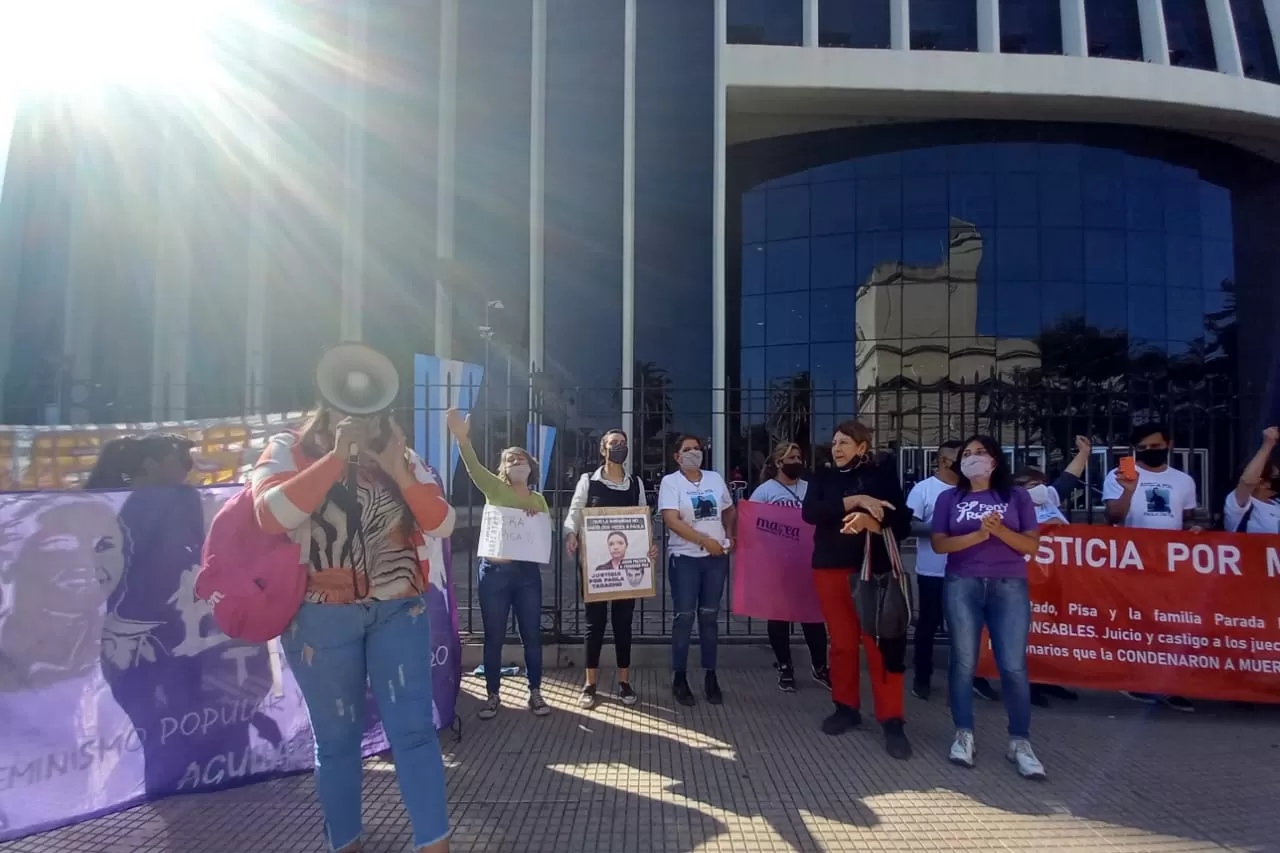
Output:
[282, 597, 448, 851]
[669, 554, 729, 672]
[477, 559, 543, 695]
[945, 576, 1033, 739]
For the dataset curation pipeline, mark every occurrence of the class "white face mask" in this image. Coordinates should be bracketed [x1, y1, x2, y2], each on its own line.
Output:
[506, 463, 531, 485]
[679, 450, 703, 470]
[1026, 484, 1050, 506]
[960, 455, 995, 480]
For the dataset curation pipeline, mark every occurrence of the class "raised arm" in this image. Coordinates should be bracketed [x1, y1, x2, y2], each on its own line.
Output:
[248, 433, 344, 535]
[1233, 427, 1278, 508]
[446, 408, 512, 503]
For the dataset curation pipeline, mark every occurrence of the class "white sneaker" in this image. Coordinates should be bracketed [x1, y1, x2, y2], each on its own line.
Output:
[948, 729, 976, 767]
[478, 693, 501, 720]
[1007, 738, 1047, 780]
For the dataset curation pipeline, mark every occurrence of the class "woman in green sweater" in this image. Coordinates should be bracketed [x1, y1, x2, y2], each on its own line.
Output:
[446, 408, 551, 720]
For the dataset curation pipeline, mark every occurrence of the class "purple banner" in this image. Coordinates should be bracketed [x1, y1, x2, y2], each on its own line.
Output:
[0, 485, 461, 842]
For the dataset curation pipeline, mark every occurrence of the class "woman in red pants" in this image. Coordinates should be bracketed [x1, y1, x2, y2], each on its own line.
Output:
[801, 420, 913, 759]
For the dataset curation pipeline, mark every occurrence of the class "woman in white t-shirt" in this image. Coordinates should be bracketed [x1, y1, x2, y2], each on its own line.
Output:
[1225, 427, 1280, 534]
[748, 442, 830, 693]
[658, 435, 737, 707]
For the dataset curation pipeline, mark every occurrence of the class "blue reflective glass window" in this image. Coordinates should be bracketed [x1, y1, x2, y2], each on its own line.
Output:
[727, 0, 803, 45]
[1232, 0, 1280, 83]
[1126, 232, 1163, 286]
[1163, 0, 1217, 70]
[766, 345, 810, 383]
[1085, 0, 1143, 60]
[1166, 291, 1205, 341]
[1038, 173, 1082, 227]
[741, 295, 766, 347]
[1084, 230, 1126, 283]
[995, 228, 1039, 279]
[1042, 280, 1085, 326]
[742, 190, 767, 243]
[1081, 173, 1125, 228]
[1041, 229, 1083, 280]
[1202, 238, 1234, 290]
[1038, 143, 1083, 173]
[856, 177, 902, 230]
[810, 342, 856, 391]
[766, 238, 809, 292]
[810, 180, 856, 235]
[810, 289, 856, 342]
[811, 235, 857, 288]
[1163, 179, 1201, 236]
[901, 146, 951, 175]
[902, 173, 948, 227]
[740, 347, 765, 391]
[1128, 285, 1167, 341]
[999, 0, 1063, 54]
[975, 280, 998, 337]
[1125, 179, 1164, 232]
[766, 292, 809, 345]
[864, 285, 904, 339]
[910, 0, 978, 50]
[855, 152, 902, 178]
[1164, 237, 1201, 290]
[820, 0, 892, 48]
[742, 244, 766, 295]
[768, 185, 810, 240]
[995, 282, 1043, 337]
[903, 228, 949, 267]
[997, 173, 1038, 226]
[996, 143, 1040, 173]
[949, 172, 996, 228]
[948, 143, 997, 172]
[856, 232, 903, 284]
[808, 159, 859, 183]
[1200, 184, 1233, 239]
[1085, 284, 1128, 332]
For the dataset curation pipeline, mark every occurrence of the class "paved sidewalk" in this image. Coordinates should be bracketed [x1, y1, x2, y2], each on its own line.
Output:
[4, 668, 1278, 853]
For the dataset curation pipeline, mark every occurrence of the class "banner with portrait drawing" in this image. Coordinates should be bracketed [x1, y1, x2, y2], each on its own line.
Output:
[581, 507, 656, 602]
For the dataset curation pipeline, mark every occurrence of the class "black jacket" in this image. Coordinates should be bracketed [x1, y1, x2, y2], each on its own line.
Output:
[802, 459, 911, 572]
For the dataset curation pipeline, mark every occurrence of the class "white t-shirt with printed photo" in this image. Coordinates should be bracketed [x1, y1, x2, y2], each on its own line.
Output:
[749, 478, 807, 507]
[1223, 493, 1280, 534]
[905, 476, 954, 578]
[1102, 466, 1198, 530]
[658, 469, 735, 558]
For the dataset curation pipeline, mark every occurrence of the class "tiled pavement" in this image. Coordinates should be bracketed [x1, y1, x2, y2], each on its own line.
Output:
[5, 667, 1279, 853]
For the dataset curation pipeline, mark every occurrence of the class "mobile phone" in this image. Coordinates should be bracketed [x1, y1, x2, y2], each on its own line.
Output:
[1118, 455, 1137, 481]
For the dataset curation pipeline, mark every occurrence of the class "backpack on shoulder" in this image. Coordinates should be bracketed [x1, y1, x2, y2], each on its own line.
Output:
[195, 486, 307, 643]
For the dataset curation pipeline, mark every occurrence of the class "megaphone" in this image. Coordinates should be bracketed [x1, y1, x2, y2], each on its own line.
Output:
[315, 343, 400, 417]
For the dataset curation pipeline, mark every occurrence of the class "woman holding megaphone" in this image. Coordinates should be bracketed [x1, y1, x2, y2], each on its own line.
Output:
[250, 398, 458, 853]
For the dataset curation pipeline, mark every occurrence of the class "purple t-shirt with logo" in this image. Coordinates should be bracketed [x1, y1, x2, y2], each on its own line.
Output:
[931, 486, 1038, 579]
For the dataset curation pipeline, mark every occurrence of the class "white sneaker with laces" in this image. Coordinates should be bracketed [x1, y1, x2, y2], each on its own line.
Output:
[948, 729, 976, 767]
[1007, 738, 1047, 780]
[478, 693, 501, 720]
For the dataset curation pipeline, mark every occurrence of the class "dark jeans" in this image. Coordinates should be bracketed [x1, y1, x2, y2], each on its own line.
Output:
[669, 554, 729, 672]
[946, 576, 1032, 739]
[477, 559, 543, 696]
[585, 598, 637, 669]
[913, 575, 945, 684]
[766, 620, 828, 669]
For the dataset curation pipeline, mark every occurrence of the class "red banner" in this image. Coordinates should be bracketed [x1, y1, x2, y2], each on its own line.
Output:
[976, 525, 1280, 702]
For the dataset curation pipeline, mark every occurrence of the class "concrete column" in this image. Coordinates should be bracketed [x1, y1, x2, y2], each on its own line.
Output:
[803, 0, 819, 47]
[977, 0, 1000, 53]
[1061, 0, 1087, 56]
[150, 122, 190, 421]
[621, 0, 637, 469]
[1207, 0, 1244, 75]
[890, 0, 910, 50]
[1138, 0, 1170, 64]
[529, 0, 546, 378]
[244, 29, 271, 415]
[1265, 0, 1280, 66]
[339, 0, 368, 342]
[712, 0, 728, 474]
[433, 0, 458, 359]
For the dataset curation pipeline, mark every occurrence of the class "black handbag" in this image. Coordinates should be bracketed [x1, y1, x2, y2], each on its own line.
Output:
[852, 531, 912, 643]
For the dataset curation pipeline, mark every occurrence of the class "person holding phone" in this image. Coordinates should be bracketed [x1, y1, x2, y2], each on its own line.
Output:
[1102, 423, 1198, 712]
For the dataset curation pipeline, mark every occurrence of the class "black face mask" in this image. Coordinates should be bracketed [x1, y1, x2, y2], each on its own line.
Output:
[1135, 447, 1169, 467]
[780, 462, 805, 480]
[607, 446, 628, 464]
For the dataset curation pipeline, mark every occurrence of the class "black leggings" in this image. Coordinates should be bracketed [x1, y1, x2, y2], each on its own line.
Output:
[585, 598, 637, 669]
[767, 620, 828, 669]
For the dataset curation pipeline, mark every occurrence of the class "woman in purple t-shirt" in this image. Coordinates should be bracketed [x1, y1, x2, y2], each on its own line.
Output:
[930, 435, 1046, 781]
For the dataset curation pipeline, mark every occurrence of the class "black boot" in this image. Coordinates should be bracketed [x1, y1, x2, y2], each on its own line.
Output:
[672, 671, 695, 706]
[820, 703, 862, 735]
[705, 671, 723, 705]
[882, 718, 912, 760]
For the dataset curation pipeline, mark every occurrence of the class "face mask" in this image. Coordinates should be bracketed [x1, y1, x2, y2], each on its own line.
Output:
[506, 464, 531, 484]
[960, 455, 995, 479]
[1135, 448, 1169, 468]
[607, 446, 628, 464]
[1026, 484, 1050, 506]
[780, 462, 805, 480]
[679, 450, 703, 470]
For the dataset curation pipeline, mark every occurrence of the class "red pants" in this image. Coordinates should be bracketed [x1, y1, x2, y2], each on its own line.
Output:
[813, 569, 905, 723]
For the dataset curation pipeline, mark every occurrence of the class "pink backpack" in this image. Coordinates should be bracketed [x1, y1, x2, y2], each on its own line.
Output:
[196, 487, 307, 643]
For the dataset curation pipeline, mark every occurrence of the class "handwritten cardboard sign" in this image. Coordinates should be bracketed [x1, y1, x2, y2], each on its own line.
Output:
[581, 507, 655, 602]
[477, 505, 552, 563]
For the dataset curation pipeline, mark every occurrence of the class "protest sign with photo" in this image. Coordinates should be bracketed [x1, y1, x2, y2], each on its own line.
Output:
[477, 505, 553, 564]
[731, 502, 823, 623]
[977, 525, 1280, 703]
[581, 507, 655, 602]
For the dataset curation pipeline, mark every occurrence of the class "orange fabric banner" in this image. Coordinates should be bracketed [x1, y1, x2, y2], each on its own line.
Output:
[976, 524, 1280, 702]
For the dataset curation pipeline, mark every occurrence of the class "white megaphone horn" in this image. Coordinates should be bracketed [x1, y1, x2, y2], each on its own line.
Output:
[316, 343, 400, 462]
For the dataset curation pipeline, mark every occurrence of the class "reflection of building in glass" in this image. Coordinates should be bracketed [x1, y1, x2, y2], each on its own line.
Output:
[855, 217, 1040, 447]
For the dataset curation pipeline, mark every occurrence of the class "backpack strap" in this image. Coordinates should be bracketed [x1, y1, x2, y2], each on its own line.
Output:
[1235, 505, 1254, 533]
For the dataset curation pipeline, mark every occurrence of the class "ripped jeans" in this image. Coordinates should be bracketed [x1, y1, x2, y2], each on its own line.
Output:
[282, 596, 449, 852]
[668, 554, 729, 672]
